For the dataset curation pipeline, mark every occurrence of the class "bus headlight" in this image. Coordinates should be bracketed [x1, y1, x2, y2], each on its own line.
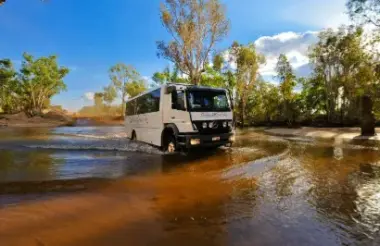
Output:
[208, 122, 213, 128]
[223, 122, 227, 128]
[190, 139, 201, 145]
[202, 122, 207, 129]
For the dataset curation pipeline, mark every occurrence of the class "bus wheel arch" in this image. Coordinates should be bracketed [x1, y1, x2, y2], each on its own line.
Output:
[161, 124, 179, 152]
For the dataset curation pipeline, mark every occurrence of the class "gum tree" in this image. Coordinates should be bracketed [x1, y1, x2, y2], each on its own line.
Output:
[157, 0, 230, 85]
[109, 63, 145, 113]
[20, 53, 69, 115]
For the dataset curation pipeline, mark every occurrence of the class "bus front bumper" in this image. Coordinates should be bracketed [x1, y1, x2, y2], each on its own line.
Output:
[177, 133, 234, 149]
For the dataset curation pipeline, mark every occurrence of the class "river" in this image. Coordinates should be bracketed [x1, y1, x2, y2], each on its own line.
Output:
[0, 126, 379, 245]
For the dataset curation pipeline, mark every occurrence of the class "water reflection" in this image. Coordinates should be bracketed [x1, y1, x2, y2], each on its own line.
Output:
[0, 150, 61, 182]
[0, 128, 380, 245]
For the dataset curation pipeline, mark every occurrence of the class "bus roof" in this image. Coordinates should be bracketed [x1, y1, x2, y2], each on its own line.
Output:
[126, 83, 227, 103]
[167, 83, 227, 91]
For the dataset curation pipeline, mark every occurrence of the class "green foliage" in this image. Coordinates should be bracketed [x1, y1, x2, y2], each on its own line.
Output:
[103, 85, 117, 105]
[308, 26, 378, 123]
[108, 63, 146, 113]
[233, 42, 266, 125]
[246, 80, 281, 123]
[152, 65, 188, 86]
[0, 53, 69, 115]
[276, 54, 297, 125]
[152, 27, 380, 127]
[200, 65, 226, 88]
[0, 59, 18, 113]
[94, 92, 104, 108]
[19, 53, 69, 115]
[125, 80, 147, 98]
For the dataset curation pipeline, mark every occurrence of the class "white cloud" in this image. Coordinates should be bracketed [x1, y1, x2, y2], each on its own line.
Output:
[255, 31, 318, 57]
[281, 0, 349, 28]
[142, 75, 154, 85]
[255, 31, 319, 78]
[84, 92, 94, 101]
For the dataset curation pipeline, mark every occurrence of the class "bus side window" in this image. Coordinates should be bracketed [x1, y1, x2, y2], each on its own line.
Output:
[171, 90, 186, 111]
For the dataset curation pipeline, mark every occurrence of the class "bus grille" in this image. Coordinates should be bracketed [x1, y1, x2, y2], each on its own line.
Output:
[193, 120, 231, 135]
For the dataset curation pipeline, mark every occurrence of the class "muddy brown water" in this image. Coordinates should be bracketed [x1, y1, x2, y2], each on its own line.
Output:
[0, 126, 379, 245]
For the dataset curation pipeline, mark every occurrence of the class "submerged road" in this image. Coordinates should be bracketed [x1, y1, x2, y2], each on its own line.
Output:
[0, 126, 379, 245]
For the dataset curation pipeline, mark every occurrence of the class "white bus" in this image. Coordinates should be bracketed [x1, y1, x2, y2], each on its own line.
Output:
[124, 83, 235, 153]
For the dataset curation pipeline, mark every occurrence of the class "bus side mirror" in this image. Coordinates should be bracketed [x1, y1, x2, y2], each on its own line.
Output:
[171, 90, 178, 109]
[165, 86, 176, 94]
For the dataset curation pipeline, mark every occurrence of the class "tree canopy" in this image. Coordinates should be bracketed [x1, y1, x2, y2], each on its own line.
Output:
[152, 65, 189, 85]
[276, 54, 297, 125]
[157, 0, 230, 85]
[347, 0, 380, 27]
[0, 53, 69, 115]
[108, 63, 146, 113]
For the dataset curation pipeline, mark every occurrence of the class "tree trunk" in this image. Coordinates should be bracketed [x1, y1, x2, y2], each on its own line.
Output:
[361, 95, 375, 136]
[191, 74, 199, 85]
[121, 94, 126, 119]
[240, 98, 245, 127]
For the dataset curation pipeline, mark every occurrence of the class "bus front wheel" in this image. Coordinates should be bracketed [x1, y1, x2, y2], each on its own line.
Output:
[166, 136, 176, 153]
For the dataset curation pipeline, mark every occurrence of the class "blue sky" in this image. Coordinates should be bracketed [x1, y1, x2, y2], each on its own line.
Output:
[0, 0, 348, 111]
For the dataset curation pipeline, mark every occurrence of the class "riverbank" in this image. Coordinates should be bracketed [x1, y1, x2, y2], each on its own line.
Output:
[0, 112, 74, 128]
[264, 127, 380, 141]
[0, 114, 124, 128]
[74, 116, 124, 126]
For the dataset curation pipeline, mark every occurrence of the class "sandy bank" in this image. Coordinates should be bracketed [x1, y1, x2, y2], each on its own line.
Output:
[0, 112, 74, 128]
[264, 127, 380, 142]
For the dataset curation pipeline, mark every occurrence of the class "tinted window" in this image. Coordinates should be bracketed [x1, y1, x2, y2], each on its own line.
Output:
[187, 90, 230, 112]
[171, 90, 186, 111]
[137, 94, 149, 114]
[151, 89, 161, 112]
[126, 89, 160, 116]
[125, 99, 136, 116]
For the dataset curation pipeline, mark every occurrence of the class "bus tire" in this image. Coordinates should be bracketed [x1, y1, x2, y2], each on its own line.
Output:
[131, 130, 137, 141]
[166, 135, 176, 153]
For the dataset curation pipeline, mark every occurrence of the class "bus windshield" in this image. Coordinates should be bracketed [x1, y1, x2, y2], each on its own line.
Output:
[187, 90, 231, 112]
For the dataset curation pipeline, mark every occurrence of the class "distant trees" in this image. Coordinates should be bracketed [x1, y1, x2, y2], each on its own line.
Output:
[0, 53, 69, 115]
[276, 54, 297, 125]
[86, 63, 148, 117]
[20, 53, 69, 115]
[108, 63, 146, 114]
[306, 27, 379, 127]
[0, 59, 18, 113]
[231, 42, 265, 125]
[188, 41, 265, 125]
[94, 92, 104, 108]
[150, 23, 380, 129]
[157, 0, 230, 85]
[102, 85, 117, 106]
